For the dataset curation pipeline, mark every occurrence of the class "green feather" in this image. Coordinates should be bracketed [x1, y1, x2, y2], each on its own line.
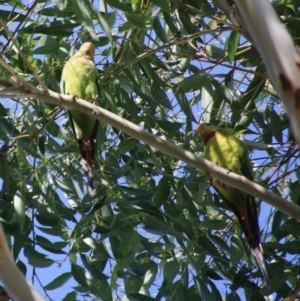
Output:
[60, 42, 100, 195]
[198, 123, 271, 288]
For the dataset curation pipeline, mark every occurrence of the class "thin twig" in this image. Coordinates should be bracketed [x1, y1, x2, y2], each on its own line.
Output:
[0, 18, 48, 91]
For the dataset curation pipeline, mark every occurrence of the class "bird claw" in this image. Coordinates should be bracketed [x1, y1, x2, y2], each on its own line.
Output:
[72, 94, 78, 101]
[92, 108, 100, 115]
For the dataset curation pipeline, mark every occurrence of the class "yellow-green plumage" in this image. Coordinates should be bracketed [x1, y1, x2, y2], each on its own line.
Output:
[60, 42, 100, 195]
[197, 123, 270, 288]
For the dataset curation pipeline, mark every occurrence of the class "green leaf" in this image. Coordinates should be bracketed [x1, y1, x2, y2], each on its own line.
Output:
[179, 73, 204, 93]
[116, 86, 140, 121]
[266, 241, 300, 254]
[92, 280, 112, 300]
[24, 245, 55, 268]
[265, 106, 283, 143]
[38, 136, 45, 155]
[71, 264, 88, 287]
[62, 291, 77, 301]
[117, 138, 138, 154]
[105, 0, 132, 12]
[20, 20, 80, 36]
[71, 0, 98, 41]
[157, 120, 183, 132]
[209, 280, 223, 301]
[169, 280, 189, 301]
[129, 200, 164, 218]
[13, 218, 32, 258]
[162, 11, 178, 33]
[174, 88, 194, 122]
[119, 231, 140, 254]
[194, 276, 218, 301]
[127, 293, 156, 301]
[0, 9, 30, 22]
[163, 260, 180, 282]
[230, 234, 244, 266]
[0, 103, 9, 117]
[152, 16, 168, 43]
[153, 177, 171, 208]
[143, 225, 186, 241]
[150, 0, 170, 12]
[37, 225, 68, 238]
[201, 220, 227, 230]
[36, 235, 67, 254]
[119, 186, 154, 197]
[80, 254, 109, 280]
[142, 241, 175, 253]
[126, 12, 147, 28]
[225, 292, 241, 301]
[143, 260, 157, 288]
[116, 251, 136, 270]
[71, 237, 92, 253]
[44, 272, 72, 290]
[0, 154, 9, 192]
[13, 190, 25, 229]
[36, 214, 62, 226]
[226, 31, 240, 63]
[205, 45, 226, 59]
[151, 82, 172, 109]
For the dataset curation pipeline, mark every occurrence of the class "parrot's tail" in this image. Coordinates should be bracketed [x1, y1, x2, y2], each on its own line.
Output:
[79, 138, 96, 196]
[224, 197, 271, 287]
[251, 245, 271, 288]
[81, 158, 95, 196]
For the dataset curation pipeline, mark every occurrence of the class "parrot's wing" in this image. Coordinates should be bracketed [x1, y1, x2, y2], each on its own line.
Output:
[95, 72, 106, 108]
[238, 146, 260, 235]
[240, 144, 254, 181]
[212, 183, 241, 221]
[96, 76, 100, 99]
[89, 119, 99, 158]
[60, 75, 79, 141]
[67, 110, 78, 140]
[89, 75, 100, 143]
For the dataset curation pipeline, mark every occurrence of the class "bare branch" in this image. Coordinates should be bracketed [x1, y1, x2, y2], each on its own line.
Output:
[212, 0, 252, 41]
[0, 77, 298, 220]
[233, 0, 300, 148]
[0, 223, 46, 301]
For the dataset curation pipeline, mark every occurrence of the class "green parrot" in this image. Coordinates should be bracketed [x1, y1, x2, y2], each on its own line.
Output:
[197, 123, 271, 288]
[60, 42, 100, 195]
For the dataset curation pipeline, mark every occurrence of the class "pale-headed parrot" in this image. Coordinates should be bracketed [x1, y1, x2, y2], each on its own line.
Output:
[60, 42, 100, 195]
[197, 122, 271, 288]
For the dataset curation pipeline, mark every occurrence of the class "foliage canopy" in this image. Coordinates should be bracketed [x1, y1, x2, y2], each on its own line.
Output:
[0, 0, 299, 300]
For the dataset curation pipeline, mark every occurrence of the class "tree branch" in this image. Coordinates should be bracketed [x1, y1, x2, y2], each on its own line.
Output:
[0, 223, 46, 301]
[0, 77, 299, 220]
[233, 0, 300, 148]
[212, 0, 252, 41]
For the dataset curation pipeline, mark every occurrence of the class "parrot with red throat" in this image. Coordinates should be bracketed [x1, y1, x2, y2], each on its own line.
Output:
[197, 122, 271, 288]
[60, 42, 100, 195]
